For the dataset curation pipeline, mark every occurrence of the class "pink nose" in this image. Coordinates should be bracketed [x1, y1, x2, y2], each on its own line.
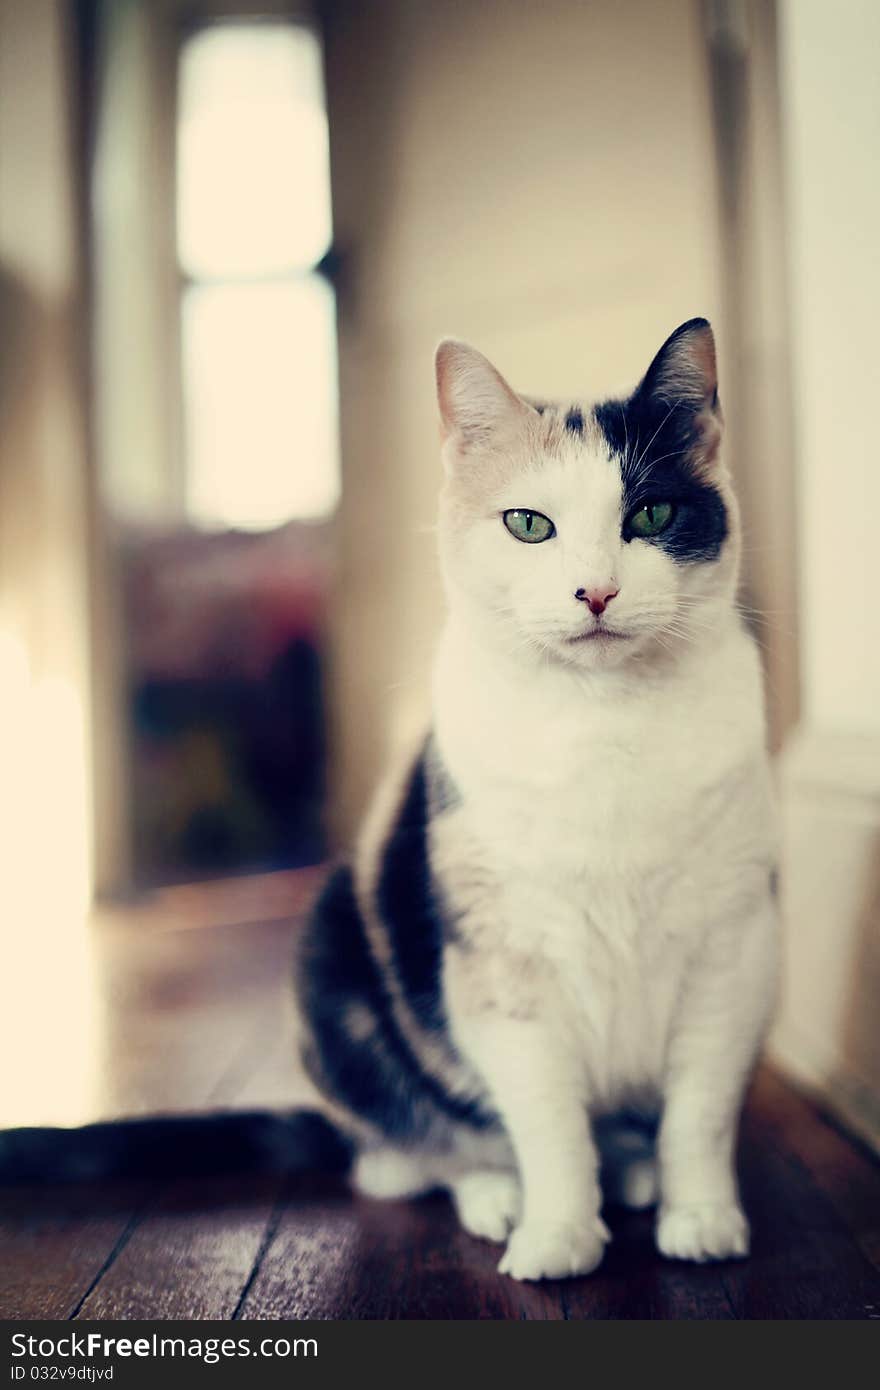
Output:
[574, 586, 619, 616]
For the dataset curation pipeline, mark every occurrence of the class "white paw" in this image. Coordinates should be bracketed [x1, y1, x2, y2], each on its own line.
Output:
[454, 1170, 521, 1243]
[353, 1148, 431, 1200]
[657, 1203, 750, 1263]
[616, 1156, 659, 1211]
[498, 1217, 610, 1281]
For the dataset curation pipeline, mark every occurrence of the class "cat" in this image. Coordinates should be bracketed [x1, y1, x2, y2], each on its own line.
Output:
[294, 319, 779, 1281]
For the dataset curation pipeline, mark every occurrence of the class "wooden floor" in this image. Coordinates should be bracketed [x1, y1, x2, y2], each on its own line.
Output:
[1, 875, 879, 1319]
[2, 1068, 879, 1320]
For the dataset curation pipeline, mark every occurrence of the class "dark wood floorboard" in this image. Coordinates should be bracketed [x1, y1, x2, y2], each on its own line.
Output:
[722, 1115, 878, 1319]
[6, 886, 876, 1318]
[0, 1181, 152, 1319]
[73, 1175, 285, 1321]
[2, 1068, 878, 1320]
[748, 1067, 880, 1275]
[236, 1174, 570, 1320]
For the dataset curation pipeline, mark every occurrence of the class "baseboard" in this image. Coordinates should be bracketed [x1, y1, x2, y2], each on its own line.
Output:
[769, 1019, 880, 1157]
[768, 725, 880, 1157]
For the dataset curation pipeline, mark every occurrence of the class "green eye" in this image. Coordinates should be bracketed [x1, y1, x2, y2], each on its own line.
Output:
[502, 509, 556, 543]
[627, 501, 675, 539]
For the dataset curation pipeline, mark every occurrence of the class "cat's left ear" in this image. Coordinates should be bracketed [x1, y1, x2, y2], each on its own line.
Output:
[640, 318, 722, 463]
[435, 340, 533, 457]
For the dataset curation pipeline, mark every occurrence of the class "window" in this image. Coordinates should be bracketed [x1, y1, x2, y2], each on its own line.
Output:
[176, 21, 339, 530]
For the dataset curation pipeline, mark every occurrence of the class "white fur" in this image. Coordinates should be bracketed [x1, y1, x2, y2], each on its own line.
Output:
[415, 344, 779, 1280]
[453, 1170, 521, 1243]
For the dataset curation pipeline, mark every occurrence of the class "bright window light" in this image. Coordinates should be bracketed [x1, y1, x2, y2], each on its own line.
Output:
[182, 277, 340, 529]
[176, 20, 339, 530]
[177, 24, 332, 278]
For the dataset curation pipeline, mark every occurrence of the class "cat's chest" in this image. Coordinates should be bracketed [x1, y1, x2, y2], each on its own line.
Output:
[433, 622, 769, 924]
[446, 683, 715, 879]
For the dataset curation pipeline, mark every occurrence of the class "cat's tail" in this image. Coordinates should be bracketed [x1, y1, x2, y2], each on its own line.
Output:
[0, 1109, 354, 1186]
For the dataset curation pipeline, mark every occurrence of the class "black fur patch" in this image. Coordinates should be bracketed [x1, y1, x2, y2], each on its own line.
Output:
[593, 332, 728, 564]
[424, 735, 461, 815]
[298, 867, 425, 1138]
[297, 863, 492, 1142]
[376, 755, 445, 1033]
[564, 406, 585, 436]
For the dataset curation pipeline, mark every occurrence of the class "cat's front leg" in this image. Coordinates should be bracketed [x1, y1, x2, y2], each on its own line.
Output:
[447, 948, 607, 1281]
[656, 894, 778, 1263]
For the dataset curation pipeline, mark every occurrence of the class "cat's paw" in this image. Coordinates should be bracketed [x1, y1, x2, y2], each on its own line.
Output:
[454, 1170, 521, 1243]
[609, 1156, 659, 1211]
[353, 1148, 431, 1201]
[498, 1217, 610, 1281]
[656, 1202, 750, 1262]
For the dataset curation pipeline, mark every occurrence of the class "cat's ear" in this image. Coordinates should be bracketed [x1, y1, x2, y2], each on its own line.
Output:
[641, 318, 718, 409]
[639, 318, 722, 464]
[435, 340, 533, 454]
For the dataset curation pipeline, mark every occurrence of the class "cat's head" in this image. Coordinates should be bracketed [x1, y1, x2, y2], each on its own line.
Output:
[435, 319, 739, 670]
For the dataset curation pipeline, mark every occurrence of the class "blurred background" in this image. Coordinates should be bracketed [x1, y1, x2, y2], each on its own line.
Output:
[0, 0, 876, 1155]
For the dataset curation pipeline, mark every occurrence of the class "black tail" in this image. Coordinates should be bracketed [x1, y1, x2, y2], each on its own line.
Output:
[0, 1109, 353, 1186]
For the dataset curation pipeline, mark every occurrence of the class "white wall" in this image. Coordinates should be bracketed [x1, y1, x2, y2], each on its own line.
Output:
[779, 0, 880, 735]
[771, 0, 880, 1149]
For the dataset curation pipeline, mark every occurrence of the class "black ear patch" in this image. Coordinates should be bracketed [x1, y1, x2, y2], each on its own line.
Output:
[593, 321, 728, 564]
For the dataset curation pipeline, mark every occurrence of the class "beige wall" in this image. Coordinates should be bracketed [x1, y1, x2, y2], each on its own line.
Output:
[93, 0, 181, 525]
[325, 0, 726, 839]
[0, 0, 93, 910]
[778, 0, 879, 737]
[770, 0, 880, 1151]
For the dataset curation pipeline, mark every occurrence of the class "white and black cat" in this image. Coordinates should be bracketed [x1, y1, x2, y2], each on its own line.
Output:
[295, 319, 779, 1281]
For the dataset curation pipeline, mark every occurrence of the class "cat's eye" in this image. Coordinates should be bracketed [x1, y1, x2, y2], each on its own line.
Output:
[502, 509, 556, 544]
[626, 501, 675, 539]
